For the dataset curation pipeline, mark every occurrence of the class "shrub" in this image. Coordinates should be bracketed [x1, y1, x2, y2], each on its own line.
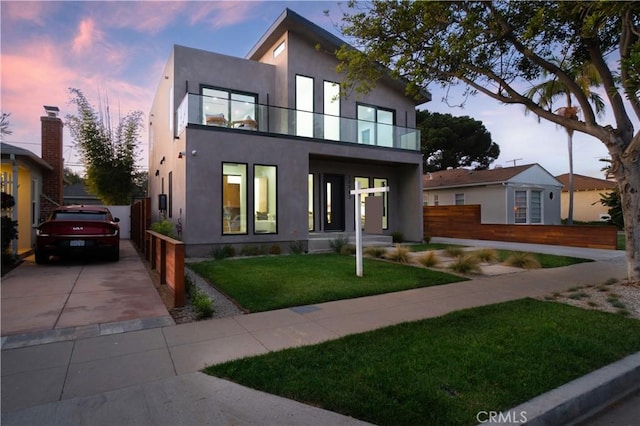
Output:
[472, 248, 499, 263]
[150, 219, 177, 239]
[504, 252, 541, 269]
[448, 254, 482, 275]
[185, 274, 214, 319]
[443, 246, 465, 258]
[269, 244, 281, 255]
[240, 245, 262, 257]
[391, 231, 404, 243]
[340, 244, 356, 255]
[385, 244, 411, 263]
[329, 234, 349, 253]
[289, 240, 305, 254]
[364, 246, 387, 258]
[417, 251, 440, 268]
[212, 245, 236, 260]
[1, 216, 18, 265]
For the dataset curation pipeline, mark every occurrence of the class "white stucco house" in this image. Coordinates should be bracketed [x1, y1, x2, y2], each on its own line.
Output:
[423, 164, 563, 225]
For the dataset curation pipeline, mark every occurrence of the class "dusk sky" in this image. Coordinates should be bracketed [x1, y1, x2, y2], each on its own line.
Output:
[1, 1, 628, 179]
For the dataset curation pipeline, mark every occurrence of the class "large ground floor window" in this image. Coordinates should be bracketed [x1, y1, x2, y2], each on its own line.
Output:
[254, 165, 277, 233]
[222, 163, 247, 234]
[514, 189, 542, 224]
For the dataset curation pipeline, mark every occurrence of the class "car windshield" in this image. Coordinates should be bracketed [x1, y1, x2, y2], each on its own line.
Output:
[53, 212, 108, 221]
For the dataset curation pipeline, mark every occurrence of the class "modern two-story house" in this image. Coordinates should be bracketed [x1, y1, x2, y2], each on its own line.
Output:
[148, 9, 429, 256]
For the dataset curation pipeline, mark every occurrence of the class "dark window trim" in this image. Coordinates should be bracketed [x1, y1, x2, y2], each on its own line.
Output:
[308, 173, 315, 232]
[374, 176, 389, 230]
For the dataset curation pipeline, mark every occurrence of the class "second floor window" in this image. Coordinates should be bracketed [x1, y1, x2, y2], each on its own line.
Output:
[357, 104, 395, 147]
[202, 87, 257, 128]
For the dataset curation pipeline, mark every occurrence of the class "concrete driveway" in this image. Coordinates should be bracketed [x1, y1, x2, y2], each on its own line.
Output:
[1, 240, 172, 338]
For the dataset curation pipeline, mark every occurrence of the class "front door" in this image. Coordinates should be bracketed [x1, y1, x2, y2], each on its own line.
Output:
[323, 174, 345, 231]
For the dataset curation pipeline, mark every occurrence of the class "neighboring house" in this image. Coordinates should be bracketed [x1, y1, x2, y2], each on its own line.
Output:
[0, 106, 67, 256]
[149, 8, 430, 256]
[423, 164, 563, 225]
[555, 173, 617, 222]
[64, 183, 102, 205]
[1, 142, 51, 255]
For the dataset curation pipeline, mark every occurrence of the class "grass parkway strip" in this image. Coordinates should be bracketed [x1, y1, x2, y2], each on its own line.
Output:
[205, 299, 640, 426]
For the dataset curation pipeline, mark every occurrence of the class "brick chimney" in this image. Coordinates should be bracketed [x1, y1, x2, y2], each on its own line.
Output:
[40, 105, 64, 220]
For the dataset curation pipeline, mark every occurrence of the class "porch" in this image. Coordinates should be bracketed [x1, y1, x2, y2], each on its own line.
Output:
[308, 232, 393, 253]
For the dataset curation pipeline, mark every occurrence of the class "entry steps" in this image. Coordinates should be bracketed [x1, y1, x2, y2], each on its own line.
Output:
[307, 232, 393, 253]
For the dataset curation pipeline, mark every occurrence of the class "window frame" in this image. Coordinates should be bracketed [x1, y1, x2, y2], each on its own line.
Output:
[200, 85, 258, 126]
[356, 103, 396, 147]
[222, 162, 248, 235]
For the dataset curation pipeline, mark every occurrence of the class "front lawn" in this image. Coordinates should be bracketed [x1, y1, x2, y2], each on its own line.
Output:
[206, 299, 640, 426]
[189, 253, 465, 312]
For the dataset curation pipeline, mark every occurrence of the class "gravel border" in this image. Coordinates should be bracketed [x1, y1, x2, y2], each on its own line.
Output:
[185, 266, 244, 319]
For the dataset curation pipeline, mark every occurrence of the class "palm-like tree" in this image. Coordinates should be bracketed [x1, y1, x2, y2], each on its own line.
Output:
[525, 59, 605, 224]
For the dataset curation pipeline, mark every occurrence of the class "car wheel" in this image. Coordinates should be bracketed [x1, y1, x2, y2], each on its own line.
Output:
[35, 250, 49, 264]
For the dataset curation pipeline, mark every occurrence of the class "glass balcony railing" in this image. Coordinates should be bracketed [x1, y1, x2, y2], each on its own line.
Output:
[176, 93, 420, 151]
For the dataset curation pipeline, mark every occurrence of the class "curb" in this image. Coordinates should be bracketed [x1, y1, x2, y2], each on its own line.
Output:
[488, 351, 640, 425]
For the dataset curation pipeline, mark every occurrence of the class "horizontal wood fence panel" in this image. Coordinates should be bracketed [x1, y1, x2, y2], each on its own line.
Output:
[424, 205, 616, 250]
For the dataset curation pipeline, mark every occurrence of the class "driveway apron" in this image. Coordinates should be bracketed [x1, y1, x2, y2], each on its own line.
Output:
[1, 240, 171, 337]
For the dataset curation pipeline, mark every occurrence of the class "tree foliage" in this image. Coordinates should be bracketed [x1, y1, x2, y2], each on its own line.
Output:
[65, 88, 143, 205]
[0, 112, 12, 137]
[600, 189, 624, 229]
[418, 110, 499, 172]
[337, 1, 640, 282]
[63, 167, 84, 185]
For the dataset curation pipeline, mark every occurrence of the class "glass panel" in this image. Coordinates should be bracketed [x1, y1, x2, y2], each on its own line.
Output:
[222, 163, 247, 234]
[377, 109, 394, 147]
[202, 88, 229, 126]
[515, 190, 527, 224]
[326, 181, 332, 224]
[357, 105, 375, 145]
[324, 81, 340, 141]
[531, 191, 542, 223]
[308, 174, 314, 231]
[231, 93, 257, 125]
[455, 193, 464, 205]
[254, 165, 277, 234]
[355, 177, 369, 229]
[374, 178, 388, 229]
[296, 75, 314, 137]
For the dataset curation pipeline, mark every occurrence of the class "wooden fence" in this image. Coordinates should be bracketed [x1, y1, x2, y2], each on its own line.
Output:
[147, 230, 185, 308]
[424, 205, 617, 250]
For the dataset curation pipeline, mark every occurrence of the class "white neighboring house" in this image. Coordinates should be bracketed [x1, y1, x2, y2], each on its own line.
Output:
[423, 163, 563, 225]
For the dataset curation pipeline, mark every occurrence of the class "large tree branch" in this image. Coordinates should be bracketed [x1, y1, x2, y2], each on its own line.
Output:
[620, 9, 640, 120]
[486, 2, 598, 125]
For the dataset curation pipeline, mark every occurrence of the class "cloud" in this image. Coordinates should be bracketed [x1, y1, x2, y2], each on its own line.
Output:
[1, 1, 50, 25]
[188, 1, 256, 29]
[72, 18, 102, 53]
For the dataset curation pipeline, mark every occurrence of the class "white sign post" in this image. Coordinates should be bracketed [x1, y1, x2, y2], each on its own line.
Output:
[350, 181, 390, 277]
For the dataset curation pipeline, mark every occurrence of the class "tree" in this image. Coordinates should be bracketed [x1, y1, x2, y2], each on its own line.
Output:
[0, 112, 12, 138]
[63, 167, 84, 185]
[525, 60, 605, 224]
[65, 88, 143, 205]
[418, 110, 500, 172]
[337, 1, 640, 284]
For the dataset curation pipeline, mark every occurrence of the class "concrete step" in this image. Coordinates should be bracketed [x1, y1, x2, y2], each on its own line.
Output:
[308, 233, 393, 253]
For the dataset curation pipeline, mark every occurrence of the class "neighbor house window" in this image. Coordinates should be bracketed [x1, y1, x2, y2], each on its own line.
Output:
[433, 194, 439, 206]
[254, 165, 277, 234]
[515, 190, 527, 224]
[202, 87, 257, 127]
[222, 163, 247, 234]
[531, 190, 542, 223]
[296, 75, 314, 137]
[374, 178, 389, 229]
[323, 81, 340, 141]
[455, 193, 464, 205]
[357, 104, 395, 147]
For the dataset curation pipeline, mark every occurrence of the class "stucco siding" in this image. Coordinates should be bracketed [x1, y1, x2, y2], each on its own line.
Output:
[561, 189, 613, 222]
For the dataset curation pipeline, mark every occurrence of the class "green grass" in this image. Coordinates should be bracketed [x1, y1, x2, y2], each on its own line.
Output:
[617, 234, 625, 250]
[189, 254, 464, 312]
[206, 299, 640, 426]
[404, 243, 466, 252]
[497, 250, 592, 268]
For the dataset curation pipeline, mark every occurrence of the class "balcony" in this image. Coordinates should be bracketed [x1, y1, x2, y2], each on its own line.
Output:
[176, 93, 420, 151]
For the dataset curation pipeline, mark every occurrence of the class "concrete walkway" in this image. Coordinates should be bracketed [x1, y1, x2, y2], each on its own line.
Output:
[1, 239, 635, 425]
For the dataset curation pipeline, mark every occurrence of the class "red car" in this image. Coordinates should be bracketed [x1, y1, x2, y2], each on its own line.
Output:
[35, 206, 120, 264]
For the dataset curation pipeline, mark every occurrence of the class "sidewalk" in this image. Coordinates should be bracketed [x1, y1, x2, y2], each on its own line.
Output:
[1, 240, 634, 425]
